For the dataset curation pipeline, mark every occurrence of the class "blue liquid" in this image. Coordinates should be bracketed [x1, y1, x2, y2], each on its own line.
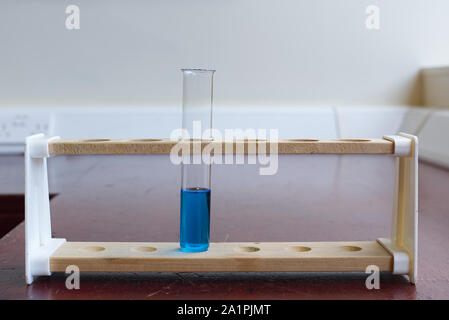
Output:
[180, 187, 211, 252]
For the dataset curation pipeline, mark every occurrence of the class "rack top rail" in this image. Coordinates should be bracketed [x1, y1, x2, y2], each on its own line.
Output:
[47, 138, 394, 155]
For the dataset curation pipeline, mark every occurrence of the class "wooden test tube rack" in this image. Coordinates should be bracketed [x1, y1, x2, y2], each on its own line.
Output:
[24, 134, 418, 284]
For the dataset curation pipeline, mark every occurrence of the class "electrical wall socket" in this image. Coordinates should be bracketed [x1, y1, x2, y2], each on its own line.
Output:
[0, 109, 52, 153]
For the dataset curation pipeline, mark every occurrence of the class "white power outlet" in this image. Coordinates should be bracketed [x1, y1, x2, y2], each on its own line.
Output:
[0, 109, 52, 154]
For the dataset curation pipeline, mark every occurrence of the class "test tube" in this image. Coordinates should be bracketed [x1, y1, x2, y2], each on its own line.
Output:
[180, 69, 215, 252]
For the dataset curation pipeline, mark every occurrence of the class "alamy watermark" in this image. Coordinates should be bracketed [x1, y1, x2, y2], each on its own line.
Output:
[169, 121, 279, 176]
[65, 265, 80, 290]
[66, 5, 80, 30]
[365, 5, 380, 30]
[365, 265, 380, 289]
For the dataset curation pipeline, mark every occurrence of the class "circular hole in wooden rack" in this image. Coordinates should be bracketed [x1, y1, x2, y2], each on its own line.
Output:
[238, 246, 260, 252]
[339, 246, 362, 252]
[132, 246, 157, 252]
[84, 139, 110, 142]
[186, 138, 214, 141]
[337, 139, 371, 142]
[178, 138, 214, 143]
[286, 139, 319, 142]
[82, 246, 106, 252]
[290, 246, 312, 252]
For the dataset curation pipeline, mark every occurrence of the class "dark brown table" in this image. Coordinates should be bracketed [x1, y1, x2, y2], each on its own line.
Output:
[1, 154, 448, 299]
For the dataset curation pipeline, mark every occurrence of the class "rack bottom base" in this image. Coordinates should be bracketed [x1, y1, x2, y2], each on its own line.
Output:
[49, 241, 393, 272]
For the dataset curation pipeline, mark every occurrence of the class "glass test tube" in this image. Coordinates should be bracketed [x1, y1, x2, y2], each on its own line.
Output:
[180, 69, 215, 252]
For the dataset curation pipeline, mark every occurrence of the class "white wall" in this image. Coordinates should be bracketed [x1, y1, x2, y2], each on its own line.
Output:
[1, 0, 449, 108]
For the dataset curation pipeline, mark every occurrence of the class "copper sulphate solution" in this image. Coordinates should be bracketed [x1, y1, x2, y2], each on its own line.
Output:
[179, 69, 215, 253]
[180, 187, 211, 252]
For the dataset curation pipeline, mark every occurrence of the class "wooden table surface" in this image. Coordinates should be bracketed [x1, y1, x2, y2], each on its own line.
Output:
[1, 154, 448, 299]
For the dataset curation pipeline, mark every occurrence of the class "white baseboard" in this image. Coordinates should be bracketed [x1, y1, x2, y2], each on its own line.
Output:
[1, 105, 449, 171]
[418, 108, 449, 168]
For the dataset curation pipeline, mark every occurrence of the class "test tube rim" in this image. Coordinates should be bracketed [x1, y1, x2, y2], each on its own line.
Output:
[181, 68, 216, 73]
